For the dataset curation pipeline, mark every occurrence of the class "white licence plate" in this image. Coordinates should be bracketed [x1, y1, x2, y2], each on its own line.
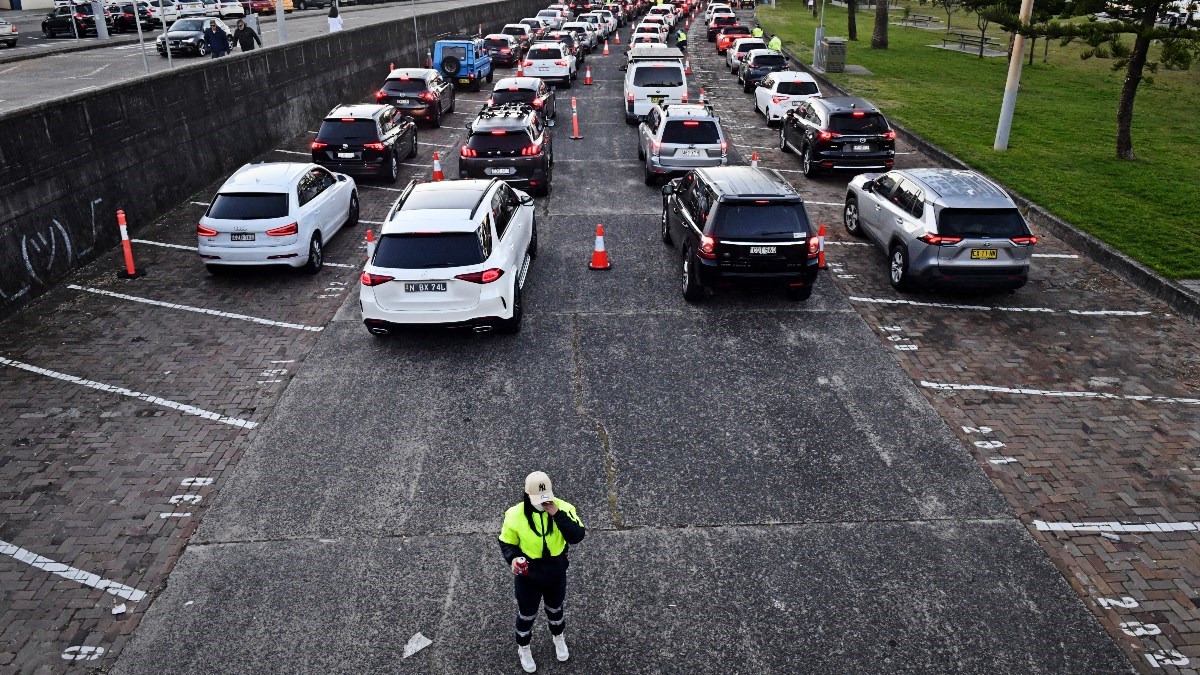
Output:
[749, 246, 777, 255]
[396, 98, 411, 104]
[338, 152, 355, 159]
[680, 149, 702, 157]
[230, 233, 255, 242]
[852, 144, 871, 152]
[486, 167, 516, 175]
[405, 282, 447, 292]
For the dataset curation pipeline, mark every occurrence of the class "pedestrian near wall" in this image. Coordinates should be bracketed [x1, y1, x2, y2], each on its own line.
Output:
[232, 19, 261, 51]
[327, 4, 343, 32]
[203, 20, 229, 58]
[498, 471, 586, 673]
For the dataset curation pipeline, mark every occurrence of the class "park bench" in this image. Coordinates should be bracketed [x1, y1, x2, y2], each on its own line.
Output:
[941, 31, 1001, 51]
[908, 13, 937, 25]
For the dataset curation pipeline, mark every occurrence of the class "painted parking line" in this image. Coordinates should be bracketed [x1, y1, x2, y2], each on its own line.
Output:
[1033, 520, 1200, 534]
[920, 380, 1200, 406]
[359, 185, 406, 192]
[848, 296, 1151, 317]
[825, 241, 869, 246]
[272, 149, 309, 156]
[1033, 253, 1079, 259]
[190, 201, 211, 206]
[0, 539, 148, 602]
[132, 238, 357, 268]
[0, 356, 258, 428]
[68, 284, 324, 332]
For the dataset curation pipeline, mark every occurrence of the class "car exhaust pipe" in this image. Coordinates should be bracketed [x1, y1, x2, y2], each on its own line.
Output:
[473, 325, 494, 334]
[368, 327, 390, 336]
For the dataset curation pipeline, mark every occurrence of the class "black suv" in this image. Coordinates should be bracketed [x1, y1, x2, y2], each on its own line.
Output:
[486, 77, 557, 120]
[375, 68, 455, 127]
[459, 104, 554, 196]
[43, 3, 111, 37]
[661, 167, 821, 301]
[738, 49, 789, 92]
[779, 96, 896, 177]
[311, 104, 418, 184]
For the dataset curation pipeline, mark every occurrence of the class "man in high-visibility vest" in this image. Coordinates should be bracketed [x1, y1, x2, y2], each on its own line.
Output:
[767, 34, 782, 51]
[499, 471, 586, 673]
[751, 25, 763, 38]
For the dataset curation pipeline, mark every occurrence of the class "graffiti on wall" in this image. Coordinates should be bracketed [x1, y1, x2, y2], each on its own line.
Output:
[0, 197, 104, 306]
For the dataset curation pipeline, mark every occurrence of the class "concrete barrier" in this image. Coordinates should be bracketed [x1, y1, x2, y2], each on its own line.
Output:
[0, 0, 543, 319]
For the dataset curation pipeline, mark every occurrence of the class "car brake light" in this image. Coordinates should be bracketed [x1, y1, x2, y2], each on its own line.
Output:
[486, 97, 494, 105]
[75, 13, 86, 18]
[266, 223, 298, 236]
[491, 130, 507, 136]
[461, 146, 478, 157]
[627, 91, 634, 103]
[852, 110, 865, 117]
[455, 268, 506, 284]
[918, 234, 963, 246]
[681, 92, 688, 103]
[340, 118, 356, 122]
[808, 236, 820, 258]
[651, 140, 660, 156]
[360, 272, 394, 286]
[523, 60, 533, 67]
[502, 48, 511, 53]
[311, 141, 328, 150]
[772, 95, 788, 104]
[555, 60, 567, 66]
[533, 98, 544, 107]
[364, 142, 386, 150]
[883, 130, 896, 140]
[683, 121, 700, 126]
[698, 235, 716, 259]
[420, 92, 437, 102]
[1010, 235, 1038, 245]
[196, 224, 217, 237]
[720, 139, 727, 156]
[818, 130, 838, 141]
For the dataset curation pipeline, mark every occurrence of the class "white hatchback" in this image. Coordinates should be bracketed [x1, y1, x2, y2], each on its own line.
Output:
[197, 163, 358, 274]
[360, 179, 536, 334]
[522, 42, 576, 86]
[754, 71, 821, 124]
[536, 8, 564, 29]
[646, 5, 675, 27]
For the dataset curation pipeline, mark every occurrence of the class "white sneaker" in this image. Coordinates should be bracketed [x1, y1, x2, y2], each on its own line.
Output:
[552, 633, 569, 662]
[518, 645, 537, 673]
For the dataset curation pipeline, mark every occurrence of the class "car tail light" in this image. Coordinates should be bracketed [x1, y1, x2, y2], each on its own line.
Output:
[455, 268, 505, 284]
[852, 110, 865, 117]
[360, 272, 394, 286]
[720, 139, 727, 156]
[266, 223, 298, 236]
[364, 142, 386, 150]
[772, 95, 788, 104]
[818, 130, 839, 141]
[75, 13, 86, 19]
[461, 146, 478, 157]
[882, 130, 896, 141]
[651, 140, 660, 156]
[698, 235, 716, 259]
[486, 97, 494, 105]
[918, 234, 963, 246]
[808, 236, 820, 258]
[681, 92, 688, 103]
[1010, 235, 1038, 245]
[627, 91, 634, 104]
[502, 47, 511, 53]
[310, 141, 328, 150]
[522, 60, 533, 67]
[196, 224, 218, 237]
[521, 140, 544, 156]
[533, 98, 544, 108]
[555, 60, 567, 66]
[340, 118, 356, 122]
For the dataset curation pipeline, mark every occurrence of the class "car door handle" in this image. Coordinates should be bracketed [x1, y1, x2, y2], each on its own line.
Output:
[895, 217, 905, 226]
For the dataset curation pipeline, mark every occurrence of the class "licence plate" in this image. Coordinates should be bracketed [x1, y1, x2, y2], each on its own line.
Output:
[852, 144, 871, 152]
[404, 282, 447, 292]
[650, 96, 664, 103]
[486, 167, 516, 176]
[970, 249, 998, 260]
[396, 98, 411, 105]
[749, 246, 777, 255]
[680, 149, 702, 157]
[230, 233, 255, 242]
[458, 78, 471, 84]
[337, 152, 355, 159]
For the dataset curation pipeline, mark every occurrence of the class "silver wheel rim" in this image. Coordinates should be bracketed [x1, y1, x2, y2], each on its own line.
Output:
[802, 150, 811, 174]
[779, 132, 786, 150]
[311, 239, 322, 268]
[661, 210, 667, 236]
[845, 203, 857, 231]
[682, 256, 689, 291]
[890, 251, 903, 284]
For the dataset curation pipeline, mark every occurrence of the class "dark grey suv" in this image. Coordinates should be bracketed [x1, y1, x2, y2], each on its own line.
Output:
[460, 104, 554, 196]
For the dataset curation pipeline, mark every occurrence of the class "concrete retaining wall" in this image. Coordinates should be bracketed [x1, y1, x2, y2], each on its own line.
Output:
[0, 0, 543, 319]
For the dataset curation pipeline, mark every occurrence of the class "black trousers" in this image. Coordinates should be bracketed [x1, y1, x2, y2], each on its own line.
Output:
[514, 568, 567, 646]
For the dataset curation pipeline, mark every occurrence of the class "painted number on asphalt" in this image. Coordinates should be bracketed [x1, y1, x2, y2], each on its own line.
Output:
[61, 646, 105, 661]
[317, 280, 349, 299]
[880, 325, 917, 351]
[1120, 621, 1162, 637]
[180, 477, 213, 487]
[1145, 650, 1189, 668]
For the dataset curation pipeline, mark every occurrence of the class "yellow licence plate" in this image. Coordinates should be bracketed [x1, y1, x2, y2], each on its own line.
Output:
[970, 249, 998, 260]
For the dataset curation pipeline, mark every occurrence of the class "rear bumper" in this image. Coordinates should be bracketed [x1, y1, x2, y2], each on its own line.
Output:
[360, 292, 512, 326]
[697, 258, 820, 289]
[813, 149, 895, 171]
[197, 240, 308, 268]
[389, 103, 436, 119]
[459, 159, 549, 186]
[915, 265, 1030, 290]
[315, 157, 389, 176]
[647, 155, 727, 175]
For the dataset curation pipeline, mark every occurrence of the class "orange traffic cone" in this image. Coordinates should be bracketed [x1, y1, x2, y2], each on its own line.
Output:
[366, 229, 375, 261]
[432, 152, 444, 181]
[390, 62, 394, 71]
[585, 65, 593, 85]
[517, 60, 524, 76]
[751, 151, 759, 167]
[615, 31, 620, 44]
[698, 87, 706, 104]
[589, 224, 611, 270]
[570, 97, 583, 140]
[685, 57, 691, 74]
[818, 224, 827, 269]
[603, 39, 610, 55]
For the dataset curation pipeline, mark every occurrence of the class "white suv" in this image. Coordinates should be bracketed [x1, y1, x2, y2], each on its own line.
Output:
[360, 179, 536, 334]
[624, 50, 688, 123]
[522, 41, 577, 87]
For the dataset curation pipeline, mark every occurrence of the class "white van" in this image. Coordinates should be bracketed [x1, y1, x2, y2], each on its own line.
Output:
[624, 49, 688, 124]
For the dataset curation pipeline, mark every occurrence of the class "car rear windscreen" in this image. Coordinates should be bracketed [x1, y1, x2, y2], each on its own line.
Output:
[316, 119, 380, 143]
[938, 208, 1028, 239]
[208, 193, 289, 220]
[466, 131, 533, 151]
[485, 38, 512, 48]
[633, 66, 684, 87]
[722, 28, 751, 35]
[750, 54, 787, 67]
[441, 46, 467, 59]
[736, 42, 765, 52]
[502, 26, 525, 35]
[830, 113, 888, 134]
[713, 15, 737, 24]
[711, 203, 810, 239]
[492, 89, 537, 105]
[382, 79, 427, 93]
[777, 80, 819, 95]
[661, 120, 721, 144]
[373, 233, 486, 269]
[528, 47, 563, 59]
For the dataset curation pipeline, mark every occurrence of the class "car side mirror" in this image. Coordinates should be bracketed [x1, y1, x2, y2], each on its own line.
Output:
[661, 183, 675, 195]
[520, 194, 535, 205]
[465, 121, 473, 130]
[862, 180, 874, 193]
[337, 174, 347, 182]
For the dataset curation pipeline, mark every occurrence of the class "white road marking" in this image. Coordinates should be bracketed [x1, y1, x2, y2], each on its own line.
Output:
[359, 185, 406, 192]
[418, 141, 455, 147]
[272, 149, 309, 155]
[849, 296, 1150, 316]
[72, 85, 99, 92]
[0, 356, 258, 428]
[324, 262, 356, 269]
[0, 65, 19, 74]
[131, 238, 196, 251]
[988, 457, 1018, 465]
[270, 359, 295, 363]
[824, 241, 869, 246]
[62, 646, 105, 661]
[1033, 253, 1078, 259]
[190, 201, 211, 206]
[920, 380, 1200, 406]
[0, 538, 148, 602]
[401, 162, 432, 168]
[403, 632, 433, 658]
[361, 219, 385, 225]
[68, 285, 324, 332]
[158, 512, 191, 518]
[805, 201, 843, 206]
[1033, 520, 1200, 534]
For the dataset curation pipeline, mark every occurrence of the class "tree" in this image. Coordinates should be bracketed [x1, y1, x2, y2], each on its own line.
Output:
[961, 0, 1016, 57]
[871, 0, 889, 48]
[936, 0, 963, 33]
[848, 0, 859, 40]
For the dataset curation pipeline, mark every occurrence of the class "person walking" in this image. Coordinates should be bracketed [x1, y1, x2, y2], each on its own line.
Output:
[767, 34, 782, 51]
[327, 4, 343, 32]
[231, 19, 261, 52]
[751, 25, 763, 38]
[203, 20, 229, 58]
[498, 471, 586, 673]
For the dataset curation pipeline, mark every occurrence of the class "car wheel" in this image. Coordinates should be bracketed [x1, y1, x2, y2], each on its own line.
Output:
[889, 244, 913, 291]
[346, 191, 360, 227]
[529, 219, 538, 257]
[302, 235, 323, 274]
[495, 283, 523, 334]
[447, 95, 456, 114]
[562, 76, 572, 89]
[43, 24, 53, 38]
[408, 133, 419, 159]
[778, 129, 789, 153]
[386, 152, 399, 183]
[197, 40, 208, 56]
[204, 264, 226, 275]
[637, 141, 645, 160]
[843, 196, 863, 237]
[660, 207, 672, 244]
[742, 78, 753, 93]
[682, 248, 704, 302]
[786, 284, 813, 301]
[801, 145, 817, 178]
[430, 105, 441, 128]
[486, 69, 493, 83]
[644, 164, 656, 186]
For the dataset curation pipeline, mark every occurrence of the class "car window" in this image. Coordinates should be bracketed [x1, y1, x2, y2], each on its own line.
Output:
[736, 42, 763, 53]
[777, 80, 819, 95]
[373, 233, 486, 268]
[316, 118, 380, 143]
[873, 173, 899, 199]
[492, 88, 537, 105]
[661, 120, 721, 144]
[528, 46, 563, 59]
[695, 185, 715, 225]
[830, 112, 888, 134]
[297, 172, 318, 207]
[632, 65, 684, 87]
[891, 179, 923, 218]
[314, 167, 336, 191]
[441, 45, 468, 60]
[712, 202, 810, 239]
[491, 185, 514, 238]
[382, 78, 426, 93]
[938, 208, 1029, 238]
[208, 193, 289, 220]
[466, 130, 534, 152]
[750, 54, 787, 67]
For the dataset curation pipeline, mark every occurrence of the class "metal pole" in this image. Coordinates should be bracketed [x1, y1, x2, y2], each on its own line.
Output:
[994, 0, 1034, 150]
[813, 0, 827, 67]
[276, 0, 287, 44]
[134, 2, 150, 74]
[412, 6, 420, 67]
[161, 4, 173, 69]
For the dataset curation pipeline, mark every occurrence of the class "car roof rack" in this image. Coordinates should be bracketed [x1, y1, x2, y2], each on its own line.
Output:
[469, 179, 500, 220]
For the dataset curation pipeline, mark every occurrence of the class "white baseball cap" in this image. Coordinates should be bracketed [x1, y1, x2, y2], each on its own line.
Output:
[524, 471, 555, 505]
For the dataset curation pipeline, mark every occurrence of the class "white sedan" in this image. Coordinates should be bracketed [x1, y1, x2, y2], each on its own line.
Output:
[197, 163, 358, 274]
[754, 71, 822, 125]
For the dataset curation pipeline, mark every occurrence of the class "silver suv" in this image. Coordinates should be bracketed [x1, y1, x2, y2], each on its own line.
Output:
[638, 103, 728, 185]
[843, 168, 1037, 291]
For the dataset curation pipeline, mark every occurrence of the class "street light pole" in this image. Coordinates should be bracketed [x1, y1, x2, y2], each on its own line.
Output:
[813, 0, 827, 68]
[276, 0, 287, 44]
[160, 4, 173, 69]
[994, 0, 1035, 150]
[412, 6, 421, 67]
[133, 5, 150, 74]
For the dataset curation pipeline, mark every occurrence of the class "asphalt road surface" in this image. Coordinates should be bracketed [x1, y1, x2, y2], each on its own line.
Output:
[86, 12, 1132, 675]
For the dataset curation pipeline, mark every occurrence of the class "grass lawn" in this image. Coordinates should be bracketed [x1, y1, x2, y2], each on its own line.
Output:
[757, 2, 1200, 280]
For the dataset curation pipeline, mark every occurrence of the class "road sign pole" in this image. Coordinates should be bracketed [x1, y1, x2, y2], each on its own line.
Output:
[994, 0, 1035, 150]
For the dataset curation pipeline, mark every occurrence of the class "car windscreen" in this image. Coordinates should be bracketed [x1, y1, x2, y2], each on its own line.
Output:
[466, 131, 533, 151]
[537, 10, 558, 17]
[721, 28, 751, 36]
[736, 41, 764, 52]
[829, 112, 888, 134]
[172, 19, 205, 30]
[316, 119, 380, 143]
[749, 54, 787, 67]
[485, 38, 512, 48]
[528, 47, 563, 59]
[937, 208, 1028, 238]
[713, 15, 737, 24]
[632, 65, 684, 87]
[208, 193, 289, 220]
[492, 89, 537, 104]
[502, 26, 525, 35]
[382, 79, 428, 93]
[777, 80, 819, 95]
[441, 45, 467, 60]
[373, 233, 485, 269]
[661, 120, 721, 144]
[74, 4, 97, 14]
[711, 203, 810, 239]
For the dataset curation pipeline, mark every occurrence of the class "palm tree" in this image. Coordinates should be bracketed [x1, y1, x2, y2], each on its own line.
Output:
[871, 0, 889, 48]
[848, 0, 859, 40]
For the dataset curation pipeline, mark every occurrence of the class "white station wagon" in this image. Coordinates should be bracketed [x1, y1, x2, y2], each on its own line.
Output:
[197, 163, 358, 274]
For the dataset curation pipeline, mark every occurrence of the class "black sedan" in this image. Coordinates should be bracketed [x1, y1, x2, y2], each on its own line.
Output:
[155, 17, 232, 57]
